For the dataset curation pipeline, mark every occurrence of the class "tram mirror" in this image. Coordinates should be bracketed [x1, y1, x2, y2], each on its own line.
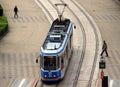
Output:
[36, 59, 38, 63]
[74, 25, 76, 29]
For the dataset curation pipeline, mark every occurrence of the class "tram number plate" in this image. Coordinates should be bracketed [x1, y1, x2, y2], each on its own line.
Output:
[48, 72, 52, 77]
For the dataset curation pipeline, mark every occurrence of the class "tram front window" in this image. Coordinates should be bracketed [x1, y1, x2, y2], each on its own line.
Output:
[44, 56, 57, 70]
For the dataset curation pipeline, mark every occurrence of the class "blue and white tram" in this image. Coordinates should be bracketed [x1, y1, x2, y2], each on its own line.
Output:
[38, 18, 74, 82]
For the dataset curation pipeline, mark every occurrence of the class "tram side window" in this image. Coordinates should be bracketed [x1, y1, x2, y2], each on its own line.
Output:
[61, 56, 64, 68]
[57, 57, 60, 69]
[40, 56, 43, 68]
[70, 32, 72, 48]
[66, 45, 68, 58]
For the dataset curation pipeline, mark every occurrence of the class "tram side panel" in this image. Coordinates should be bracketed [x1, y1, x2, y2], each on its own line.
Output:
[60, 29, 73, 78]
[37, 19, 74, 82]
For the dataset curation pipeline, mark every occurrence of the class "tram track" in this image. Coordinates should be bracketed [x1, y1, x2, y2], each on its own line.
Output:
[70, 1, 100, 87]
[59, 0, 86, 87]
[36, 0, 86, 87]
[35, 0, 54, 23]
[35, 0, 57, 87]
[35, 0, 101, 87]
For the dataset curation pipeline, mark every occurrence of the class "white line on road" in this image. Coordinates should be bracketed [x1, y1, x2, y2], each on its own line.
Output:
[109, 80, 113, 87]
[18, 79, 26, 87]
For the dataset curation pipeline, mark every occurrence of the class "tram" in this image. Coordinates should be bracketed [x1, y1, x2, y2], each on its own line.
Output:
[36, 3, 75, 82]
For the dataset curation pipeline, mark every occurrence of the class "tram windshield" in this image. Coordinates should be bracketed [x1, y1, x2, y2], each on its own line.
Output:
[44, 56, 58, 70]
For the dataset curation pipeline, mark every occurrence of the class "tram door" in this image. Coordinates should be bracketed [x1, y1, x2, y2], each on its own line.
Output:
[61, 55, 64, 69]
[61, 44, 69, 70]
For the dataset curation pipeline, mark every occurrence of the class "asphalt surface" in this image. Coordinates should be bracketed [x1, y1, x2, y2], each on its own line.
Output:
[0, 0, 50, 86]
[76, 0, 120, 86]
[0, 0, 120, 87]
[35, 0, 101, 87]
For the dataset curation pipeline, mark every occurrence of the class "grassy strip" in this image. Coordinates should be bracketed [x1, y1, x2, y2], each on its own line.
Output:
[0, 16, 8, 36]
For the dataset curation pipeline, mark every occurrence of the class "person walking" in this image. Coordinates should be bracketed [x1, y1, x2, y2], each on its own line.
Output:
[14, 5, 18, 18]
[100, 40, 109, 57]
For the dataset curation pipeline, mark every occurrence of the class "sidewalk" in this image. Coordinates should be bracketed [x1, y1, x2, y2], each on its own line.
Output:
[0, 0, 50, 53]
[0, 0, 50, 87]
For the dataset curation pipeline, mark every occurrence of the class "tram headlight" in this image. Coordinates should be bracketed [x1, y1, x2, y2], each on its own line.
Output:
[44, 75, 47, 77]
[53, 75, 56, 77]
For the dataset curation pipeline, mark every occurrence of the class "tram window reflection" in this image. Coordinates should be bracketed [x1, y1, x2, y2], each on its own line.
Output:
[44, 56, 56, 70]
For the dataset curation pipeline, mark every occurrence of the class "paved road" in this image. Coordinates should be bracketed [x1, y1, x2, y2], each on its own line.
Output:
[0, 0, 101, 87]
[0, 0, 50, 86]
[0, 0, 120, 87]
[35, 0, 102, 87]
[76, 0, 120, 86]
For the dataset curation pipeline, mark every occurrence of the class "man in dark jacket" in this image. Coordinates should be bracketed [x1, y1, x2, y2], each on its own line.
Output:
[14, 6, 18, 18]
[101, 40, 109, 57]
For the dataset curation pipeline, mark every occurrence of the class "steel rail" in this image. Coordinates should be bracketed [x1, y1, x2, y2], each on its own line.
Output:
[36, 0, 54, 22]
[47, 0, 87, 86]
[48, 0, 86, 87]
[60, 0, 86, 87]
[35, 0, 55, 87]
[48, 0, 82, 87]
[71, 0, 99, 87]
[38, 0, 86, 87]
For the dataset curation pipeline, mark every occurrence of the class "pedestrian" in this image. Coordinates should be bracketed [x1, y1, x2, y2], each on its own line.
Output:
[14, 5, 18, 18]
[100, 40, 109, 57]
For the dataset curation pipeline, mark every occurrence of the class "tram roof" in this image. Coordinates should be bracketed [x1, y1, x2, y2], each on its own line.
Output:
[40, 18, 73, 56]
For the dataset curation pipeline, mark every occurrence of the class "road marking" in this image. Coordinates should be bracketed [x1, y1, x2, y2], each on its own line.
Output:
[115, 80, 119, 87]
[18, 79, 26, 87]
[22, 79, 30, 87]
[109, 80, 113, 87]
[11, 79, 19, 87]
